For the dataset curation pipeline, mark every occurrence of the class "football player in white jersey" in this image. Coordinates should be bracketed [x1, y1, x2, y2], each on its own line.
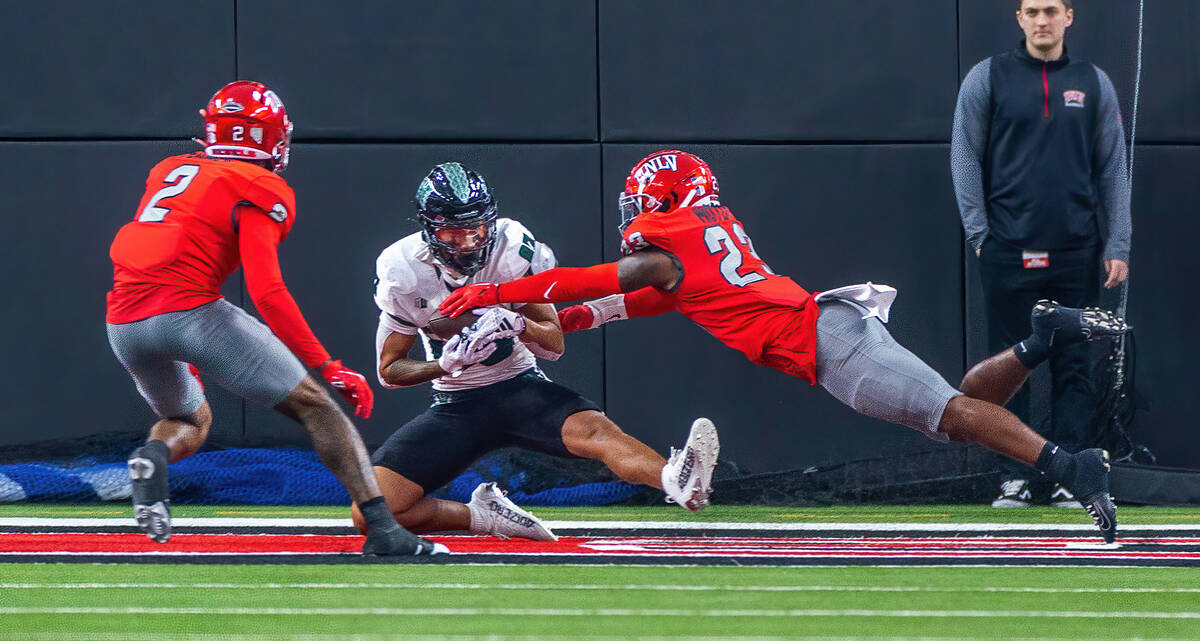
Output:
[350, 162, 720, 541]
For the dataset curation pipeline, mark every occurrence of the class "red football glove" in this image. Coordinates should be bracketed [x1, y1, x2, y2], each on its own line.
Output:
[440, 283, 500, 318]
[320, 360, 375, 419]
[557, 305, 596, 334]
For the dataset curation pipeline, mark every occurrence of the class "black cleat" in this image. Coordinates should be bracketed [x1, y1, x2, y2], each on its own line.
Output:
[362, 523, 449, 556]
[128, 446, 171, 544]
[1065, 448, 1117, 544]
[1031, 300, 1130, 346]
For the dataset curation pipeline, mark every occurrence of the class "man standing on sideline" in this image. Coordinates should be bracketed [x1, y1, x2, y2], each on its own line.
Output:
[951, 0, 1131, 508]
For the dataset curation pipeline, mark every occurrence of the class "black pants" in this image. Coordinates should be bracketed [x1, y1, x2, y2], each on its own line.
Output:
[979, 238, 1101, 478]
[370, 370, 600, 492]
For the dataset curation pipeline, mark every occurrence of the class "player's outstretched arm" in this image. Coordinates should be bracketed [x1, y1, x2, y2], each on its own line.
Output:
[439, 249, 681, 317]
[559, 287, 677, 334]
[238, 209, 374, 417]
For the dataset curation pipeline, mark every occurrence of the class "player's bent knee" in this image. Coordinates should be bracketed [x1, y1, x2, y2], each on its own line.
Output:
[373, 467, 424, 514]
[937, 396, 974, 442]
[561, 410, 623, 456]
[276, 375, 339, 421]
[189, 401, 214, 432]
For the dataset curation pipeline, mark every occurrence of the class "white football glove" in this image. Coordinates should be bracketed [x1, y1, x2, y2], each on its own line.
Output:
[468, 307, 526, 342]
[437, 332, 499, 378]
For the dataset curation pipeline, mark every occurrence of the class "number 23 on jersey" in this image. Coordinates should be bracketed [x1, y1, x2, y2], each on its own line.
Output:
[704, 222, 774, 287]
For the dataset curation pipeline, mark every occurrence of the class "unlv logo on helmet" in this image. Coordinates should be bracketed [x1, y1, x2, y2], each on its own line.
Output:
[619, 150, 718, 232]
[634, 154, 678, 184]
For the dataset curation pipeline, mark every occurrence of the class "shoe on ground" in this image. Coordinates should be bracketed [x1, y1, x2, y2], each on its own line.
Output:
[1063, 448, 1117, 544]
[362, 523, 449, 556]
[991, 478, 1032, 508]
[467, 482, 557, 541]
[128, 447, 171, 543]
[1031, 300, 1130, 346]
[662, 417, 720, 511]
[1049, 483, 1084, 508]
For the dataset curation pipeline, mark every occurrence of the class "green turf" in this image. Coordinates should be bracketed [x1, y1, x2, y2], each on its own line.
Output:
[0, 564, 1197, 640]
[2, 504, 1198, 639]
[1, 502, 1197, 524]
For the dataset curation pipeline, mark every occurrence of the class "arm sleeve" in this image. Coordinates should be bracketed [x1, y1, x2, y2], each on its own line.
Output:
[623, 286, 676, 318]
[951, 59, 993, 251]
[496, 262, 622, 304]
[1093, 66, 1132, 262]
[238, 207, 331, 369]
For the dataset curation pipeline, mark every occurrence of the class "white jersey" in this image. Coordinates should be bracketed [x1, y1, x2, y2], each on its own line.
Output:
[374, 218, 558, 392]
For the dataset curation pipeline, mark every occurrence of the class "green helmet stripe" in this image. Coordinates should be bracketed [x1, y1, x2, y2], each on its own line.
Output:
[441, 162, 471, 203]
[416, 178, 435, 208]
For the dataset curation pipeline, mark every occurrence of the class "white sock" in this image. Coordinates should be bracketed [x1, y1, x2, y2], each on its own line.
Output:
[467, 502, 489, 534]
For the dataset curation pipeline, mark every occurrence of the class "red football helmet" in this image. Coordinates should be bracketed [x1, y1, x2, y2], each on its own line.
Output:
[618, 150, 719, 230]
[200, 81, 293, 173]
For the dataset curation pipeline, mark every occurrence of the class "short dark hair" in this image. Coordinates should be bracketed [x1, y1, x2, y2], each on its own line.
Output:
[1018, 0, 1072, 9]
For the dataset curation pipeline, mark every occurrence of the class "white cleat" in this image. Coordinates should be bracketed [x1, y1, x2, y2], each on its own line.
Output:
[662, 417, 720, 511]
[467, 482, 558, 541]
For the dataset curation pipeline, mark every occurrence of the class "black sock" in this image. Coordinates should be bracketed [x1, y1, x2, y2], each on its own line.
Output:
[1013, 335, 1051, 369]
[129, 440, 171, 502]
[135, 440, 170, 463]
[359, 496, 397, 531]
[1033, 442, 1075, 485]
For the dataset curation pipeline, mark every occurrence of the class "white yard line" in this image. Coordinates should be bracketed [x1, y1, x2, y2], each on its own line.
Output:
[0, 607, 1198, 619]
[1, 582, 1198, 594]
[0, 517, 1195, 531]
[3, 634, 1195, 641]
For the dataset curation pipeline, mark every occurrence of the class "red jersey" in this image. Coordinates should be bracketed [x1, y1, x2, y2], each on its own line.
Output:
[106, 153, 296, 323]
[621, 205, 821, 382]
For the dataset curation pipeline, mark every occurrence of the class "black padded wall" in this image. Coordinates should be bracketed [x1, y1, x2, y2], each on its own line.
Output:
[236, 0, 597, 141]
[1118, 147, 1198, 466]
[0, 0, 1195, 472]
[0, 2, 235, 138]
[600, 0, 959, 142]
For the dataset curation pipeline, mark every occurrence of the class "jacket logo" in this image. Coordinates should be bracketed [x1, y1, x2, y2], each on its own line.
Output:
[1063, 90, 1086, 108]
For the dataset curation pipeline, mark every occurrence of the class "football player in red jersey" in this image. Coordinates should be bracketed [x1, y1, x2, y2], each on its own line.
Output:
[440, 150, 1130, 544]
[106, 81, 442, 555]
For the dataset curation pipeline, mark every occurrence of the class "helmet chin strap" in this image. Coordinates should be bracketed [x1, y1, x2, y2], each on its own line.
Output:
[416, 240, 474, 286]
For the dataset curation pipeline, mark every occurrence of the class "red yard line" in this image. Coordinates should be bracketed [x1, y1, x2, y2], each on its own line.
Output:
[2, 533, 1198, 561]
[0, 533, 363, 554]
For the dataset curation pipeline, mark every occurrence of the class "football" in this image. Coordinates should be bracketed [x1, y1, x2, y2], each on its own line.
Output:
[425, 311, 482, 340]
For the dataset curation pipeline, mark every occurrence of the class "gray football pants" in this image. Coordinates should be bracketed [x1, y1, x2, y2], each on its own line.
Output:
[107, 299, 308, 419]
[815, 300, 962, 441]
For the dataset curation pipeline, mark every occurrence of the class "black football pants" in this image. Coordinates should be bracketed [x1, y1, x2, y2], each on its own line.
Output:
[978, 239, 1101, 479]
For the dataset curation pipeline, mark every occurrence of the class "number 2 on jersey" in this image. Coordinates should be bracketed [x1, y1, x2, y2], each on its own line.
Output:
[704, 223, 774, 287]
[138, 164, 200, 222]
